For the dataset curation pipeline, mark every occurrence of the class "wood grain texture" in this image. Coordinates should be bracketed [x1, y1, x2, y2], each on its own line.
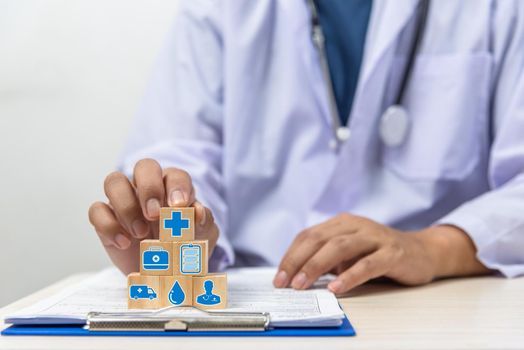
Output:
[192, 273, 227, 310]
[159, 275, 193, 307]
[127, 273, 161, 309]
[159, 207, 195, 242]
[172, 240, 209, 276]
[139, 240, 173, 276]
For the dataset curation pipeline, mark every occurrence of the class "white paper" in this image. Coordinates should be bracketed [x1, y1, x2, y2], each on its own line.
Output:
[5, 267, 345, 328]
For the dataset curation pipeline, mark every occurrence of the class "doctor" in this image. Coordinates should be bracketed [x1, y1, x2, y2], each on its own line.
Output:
[89, 0, 524, 294]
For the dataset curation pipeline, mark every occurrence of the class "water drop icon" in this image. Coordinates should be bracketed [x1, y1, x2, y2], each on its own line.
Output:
[168, 281, 185, 305]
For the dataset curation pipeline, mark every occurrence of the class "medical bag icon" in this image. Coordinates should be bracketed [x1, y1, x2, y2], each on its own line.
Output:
[128, 207, 227, 310]
[142, 246, 170, 270]
[180, 244, 201, 274]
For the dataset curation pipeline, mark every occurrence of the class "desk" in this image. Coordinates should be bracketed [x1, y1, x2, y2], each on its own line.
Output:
[1, 273, 523, 350]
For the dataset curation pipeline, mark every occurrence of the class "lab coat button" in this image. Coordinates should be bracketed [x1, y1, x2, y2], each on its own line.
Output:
[336, 127, 351, 142]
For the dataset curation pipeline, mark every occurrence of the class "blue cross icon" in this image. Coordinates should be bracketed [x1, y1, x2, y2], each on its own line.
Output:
[163, 211, 190, 237]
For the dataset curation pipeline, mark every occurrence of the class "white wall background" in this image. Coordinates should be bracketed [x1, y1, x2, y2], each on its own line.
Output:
[0, 0, 179, 306]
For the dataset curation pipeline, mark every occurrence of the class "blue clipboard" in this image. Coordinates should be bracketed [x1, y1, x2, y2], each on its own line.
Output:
[1, 315, 355, 337]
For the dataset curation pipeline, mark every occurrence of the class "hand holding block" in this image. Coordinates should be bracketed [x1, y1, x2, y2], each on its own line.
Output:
[159, 207, 195, 242]
[172, 240, 208, 276]
[140, 240, 173, 276]
[159, 275, 193, 307]
[193, 273, 227, 309]
[127, 273, 161, 309]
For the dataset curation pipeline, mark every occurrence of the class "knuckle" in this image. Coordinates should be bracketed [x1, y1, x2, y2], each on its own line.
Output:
[117, 201, 139, 219]
[303, 260, 322, 275]
[298, 229, 324, 248]
[390, 243, 405, 261]
[336, 212, 353, 222]
[104, 171, 127, 192]
[389, 240, 402, 253]
[296, 229, 311, 242]
[331, 236, 349, 253]
[96, 215, 120, 234]
[137, 182, 161, 196]
[280, 255, 301, 273]
[359, 257, 374, 272]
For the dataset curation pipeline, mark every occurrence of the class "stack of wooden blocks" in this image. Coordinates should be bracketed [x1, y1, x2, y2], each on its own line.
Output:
[127, 207, 227, 310]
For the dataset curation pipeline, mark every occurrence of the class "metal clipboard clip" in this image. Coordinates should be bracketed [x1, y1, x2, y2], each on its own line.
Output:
[86, 305, 270, 332]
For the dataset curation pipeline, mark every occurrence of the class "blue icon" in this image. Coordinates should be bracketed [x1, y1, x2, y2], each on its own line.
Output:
[163, 211, 190, 237]
[130, 285, 157, 300]
[168, 280, 185, 305]
[196, 280, 221, 306]
[180, 244, 201, 274]
[142, 247, 170, 270]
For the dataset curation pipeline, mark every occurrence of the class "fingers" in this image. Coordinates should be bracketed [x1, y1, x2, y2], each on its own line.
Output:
[328, 249, 393, 294]
[295, 234, 377, 289]
[104, 172, 149, 239]
[274, 228, 330, 288]
[90, 159, 206, 275]
[163, 168, 195, 207]
[133, 160, 196, 221]
[194, 201, 219, 252]
[133, 159, 165, 220]
[194, 201, 208, 228]
[88, 201, 132, 249]
[275, 214, 360, 288]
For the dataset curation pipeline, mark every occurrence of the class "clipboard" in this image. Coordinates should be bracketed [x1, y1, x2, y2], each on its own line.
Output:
[1, 316, 354, 337]
[2, 305, 355, 337]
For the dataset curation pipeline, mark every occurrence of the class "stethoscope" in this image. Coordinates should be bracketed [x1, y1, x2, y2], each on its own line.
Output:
[307, 0, 430, 150]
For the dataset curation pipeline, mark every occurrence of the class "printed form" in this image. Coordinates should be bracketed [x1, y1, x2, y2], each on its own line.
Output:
[5, 267, 345, 328]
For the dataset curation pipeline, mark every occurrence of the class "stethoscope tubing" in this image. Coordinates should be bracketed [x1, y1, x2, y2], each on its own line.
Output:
[394, 0, 429, 106]
[307, 0, 430, 148]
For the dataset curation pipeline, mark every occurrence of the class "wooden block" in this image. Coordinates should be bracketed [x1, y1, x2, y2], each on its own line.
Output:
[140, 240, 173, 276]
[159, 207, 195, 242]
[172, 240, 208, 276]
[127, 273, 161, 309]
[159, 275, 193, 307]
[192, 273, 228, 309]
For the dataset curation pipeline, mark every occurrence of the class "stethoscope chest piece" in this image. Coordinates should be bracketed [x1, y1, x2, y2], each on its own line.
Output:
[379, 105, 410, 147]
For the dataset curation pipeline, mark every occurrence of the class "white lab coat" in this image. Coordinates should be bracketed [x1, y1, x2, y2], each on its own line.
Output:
[120, 0, 524, 276]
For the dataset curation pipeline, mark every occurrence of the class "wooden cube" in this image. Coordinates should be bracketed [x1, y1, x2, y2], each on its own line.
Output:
[127, 273, 161, 309]
[193, 273, 227, 309]
[140, 240, 173, 276]
[159, 207, 195, 242]
[172, 240, 208, 276]
[159, 275, 193, 307]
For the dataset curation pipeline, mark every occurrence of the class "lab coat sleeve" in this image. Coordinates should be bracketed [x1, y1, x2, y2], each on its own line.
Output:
[117, 0, 234, 271]
[437, 3, 524, 277]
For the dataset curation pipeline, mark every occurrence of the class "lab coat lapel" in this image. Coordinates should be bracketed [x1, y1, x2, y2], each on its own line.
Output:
[295, 0, 333, 129]
[346, 0, 421, 205]
[360, 0, 419, 85]
[307, 0, 421, 222]
[299, 0, 420, 130]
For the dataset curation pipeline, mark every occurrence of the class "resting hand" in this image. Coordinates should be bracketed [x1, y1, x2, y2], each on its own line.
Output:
[88, 159, 219, 274]
[273, 214, 489, 294]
